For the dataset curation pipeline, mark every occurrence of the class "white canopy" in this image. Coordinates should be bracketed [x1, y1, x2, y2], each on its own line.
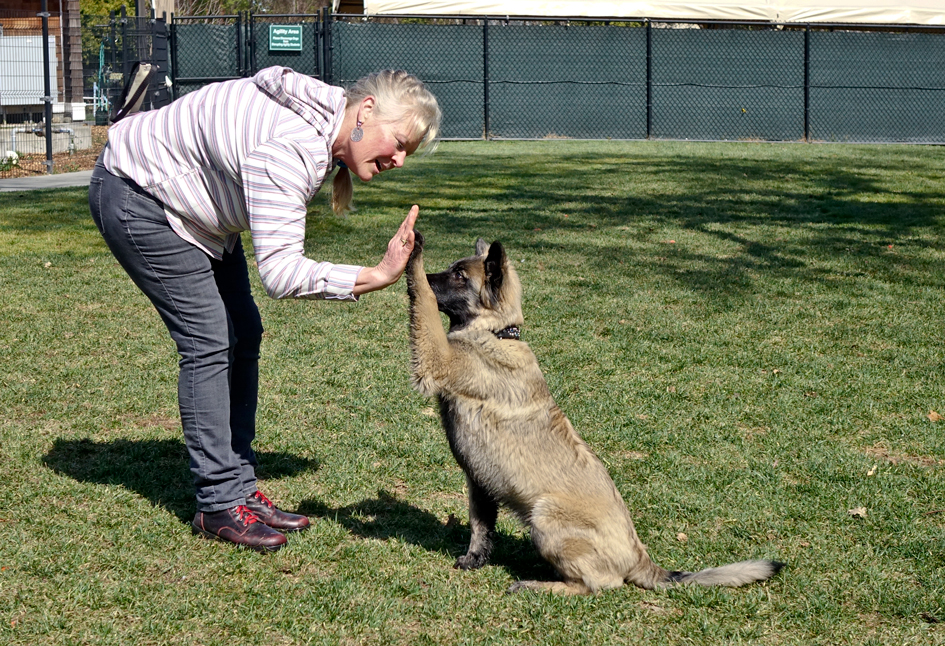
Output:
[361, 0, 945, 25]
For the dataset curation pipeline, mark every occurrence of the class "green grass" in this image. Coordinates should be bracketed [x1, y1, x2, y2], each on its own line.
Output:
[1, 140, 944, 645]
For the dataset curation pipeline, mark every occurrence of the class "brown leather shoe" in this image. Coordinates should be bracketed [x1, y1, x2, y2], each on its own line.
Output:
[244, 491, 310, 533]
[191, 505, 288, 552]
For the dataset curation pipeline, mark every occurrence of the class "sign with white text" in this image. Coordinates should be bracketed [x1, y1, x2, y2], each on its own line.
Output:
[269, 25, 303, 52]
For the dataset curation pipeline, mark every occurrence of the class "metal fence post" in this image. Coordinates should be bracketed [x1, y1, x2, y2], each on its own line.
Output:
[248, 12, 256, 75]
[326, 8, 333, 86]
[314, 10, 321, 79]
[320, 8, 327, 82]
[804, 24, 811, 142]
[646, 19, 653, 139]
[39, 0, 53, 173]
[483, 18, 490, 140]
[236, 12, 243, 77]
[169, 14, 178, 100]
[109, 10, 117, 71]
[120, 5, 130, 80]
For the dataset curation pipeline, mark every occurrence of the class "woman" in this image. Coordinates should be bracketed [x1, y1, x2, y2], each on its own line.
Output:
[89, 66, 441, 552]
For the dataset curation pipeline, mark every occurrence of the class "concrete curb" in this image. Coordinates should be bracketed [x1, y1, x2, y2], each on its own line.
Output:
[0, 170, 93, 192]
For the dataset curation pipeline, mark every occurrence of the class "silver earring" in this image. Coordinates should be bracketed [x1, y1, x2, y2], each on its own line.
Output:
[350, 120, 363, 142]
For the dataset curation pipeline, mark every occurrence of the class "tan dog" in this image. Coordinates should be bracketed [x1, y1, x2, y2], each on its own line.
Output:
[406, 233, 783, 595]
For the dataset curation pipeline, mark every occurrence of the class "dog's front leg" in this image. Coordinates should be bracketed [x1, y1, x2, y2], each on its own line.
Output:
[406, 232, 453, 397]
[455, 477, 498, 570]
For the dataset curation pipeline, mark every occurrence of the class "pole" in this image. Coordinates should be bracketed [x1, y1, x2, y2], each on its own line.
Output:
[804, 24, 811, 142]
[40, 0, 54, 173]
[483, 18, 490, 140]
[646, 20, 653, 139]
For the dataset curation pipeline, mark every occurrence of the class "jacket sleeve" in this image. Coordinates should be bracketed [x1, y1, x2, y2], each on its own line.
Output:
[242, 137, 362, 300]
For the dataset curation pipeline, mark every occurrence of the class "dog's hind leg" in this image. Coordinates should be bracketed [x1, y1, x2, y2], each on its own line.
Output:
[455, 477, 498, 570]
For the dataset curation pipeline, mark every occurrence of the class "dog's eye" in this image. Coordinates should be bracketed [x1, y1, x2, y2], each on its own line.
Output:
[453, 270, 467, 283]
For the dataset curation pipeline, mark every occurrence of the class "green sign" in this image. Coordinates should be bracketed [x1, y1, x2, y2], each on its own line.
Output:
[269, 25, 303, 52]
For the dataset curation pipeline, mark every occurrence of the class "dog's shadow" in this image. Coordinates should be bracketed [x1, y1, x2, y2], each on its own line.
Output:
[299, 490, 557, 583]
[43, 437, 319, 523]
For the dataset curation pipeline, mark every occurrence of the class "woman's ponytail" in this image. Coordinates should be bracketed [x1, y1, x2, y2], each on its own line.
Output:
[331, 164, 354, 215]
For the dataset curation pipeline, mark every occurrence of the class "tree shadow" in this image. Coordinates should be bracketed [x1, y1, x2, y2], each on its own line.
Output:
[42, 437, 319, 523]
[300, 489, 558, 583]
[363, 146, 945, 307]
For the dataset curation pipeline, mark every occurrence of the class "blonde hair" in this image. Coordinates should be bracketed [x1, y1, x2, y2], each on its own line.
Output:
[332, 70, 442, 215]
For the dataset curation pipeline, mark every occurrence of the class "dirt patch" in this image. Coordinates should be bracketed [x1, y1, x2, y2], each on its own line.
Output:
[864, 445, 944, 468]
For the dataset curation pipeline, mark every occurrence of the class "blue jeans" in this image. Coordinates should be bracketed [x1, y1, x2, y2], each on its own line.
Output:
[89, 155, 263, 512]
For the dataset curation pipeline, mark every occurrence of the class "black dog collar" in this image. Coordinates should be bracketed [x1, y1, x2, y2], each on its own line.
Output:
[493, 326, 521, 340]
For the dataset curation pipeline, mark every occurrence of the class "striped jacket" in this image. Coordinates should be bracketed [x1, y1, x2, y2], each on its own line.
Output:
[103, 66, 361, 300]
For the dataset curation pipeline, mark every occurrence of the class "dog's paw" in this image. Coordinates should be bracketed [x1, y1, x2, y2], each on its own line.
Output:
[409, 229, 424, 258]
[454, 552, 489, 570]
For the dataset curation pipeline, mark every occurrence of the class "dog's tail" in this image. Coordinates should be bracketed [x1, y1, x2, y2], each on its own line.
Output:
[628, 556, 784, 590]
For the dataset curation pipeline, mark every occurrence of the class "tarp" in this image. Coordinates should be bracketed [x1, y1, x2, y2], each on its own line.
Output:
[361, 0, 945, 25]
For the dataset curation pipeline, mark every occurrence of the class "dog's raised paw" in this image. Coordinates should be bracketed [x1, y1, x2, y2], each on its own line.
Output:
[410, 229, 424, 257]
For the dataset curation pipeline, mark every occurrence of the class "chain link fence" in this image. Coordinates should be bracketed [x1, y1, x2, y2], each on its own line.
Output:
[5, 10, 943, 175]
[169, 15, 945, 144]
[0, 7, 172, 177]
[84, 9, 170, 123]
[170, 9, 331, 98]
[324, 17, 945, 143]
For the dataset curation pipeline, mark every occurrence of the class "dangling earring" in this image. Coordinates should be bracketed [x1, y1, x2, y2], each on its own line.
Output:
[350, 119, 363, 142]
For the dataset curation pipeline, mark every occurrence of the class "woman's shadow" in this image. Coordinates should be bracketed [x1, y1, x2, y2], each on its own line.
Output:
[43, 438, 554, 581]
[42, 437, 318, 523]
[299, 491, 557, 583]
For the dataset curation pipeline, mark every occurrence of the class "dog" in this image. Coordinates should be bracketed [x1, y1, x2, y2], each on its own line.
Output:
[405, 232, 784, 595]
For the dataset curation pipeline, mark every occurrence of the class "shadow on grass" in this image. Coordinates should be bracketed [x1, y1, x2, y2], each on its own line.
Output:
[361, 147, 945, 305]
[300, 489, 559, 584]
[42, 437, 319, 523]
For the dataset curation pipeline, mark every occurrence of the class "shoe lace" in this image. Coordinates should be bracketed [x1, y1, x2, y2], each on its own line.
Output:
[234, 505, 259, 525]
[251, 491, 274, 509]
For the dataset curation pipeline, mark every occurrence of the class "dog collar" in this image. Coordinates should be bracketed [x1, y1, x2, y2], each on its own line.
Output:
[493, 326, 521, 340]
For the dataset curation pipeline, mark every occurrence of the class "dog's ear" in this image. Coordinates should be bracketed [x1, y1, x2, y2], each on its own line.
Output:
[475, 238, 489, 257]
[483, 241, 506, 306]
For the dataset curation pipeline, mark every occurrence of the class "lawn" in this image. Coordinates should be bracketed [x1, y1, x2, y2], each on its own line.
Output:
[1, 140, 943, 645]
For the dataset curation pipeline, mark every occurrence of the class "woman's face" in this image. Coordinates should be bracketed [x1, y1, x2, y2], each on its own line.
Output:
[344, 117, 419, 182]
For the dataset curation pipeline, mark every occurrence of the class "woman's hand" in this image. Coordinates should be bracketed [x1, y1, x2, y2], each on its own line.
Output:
[353, 205, 419, 295]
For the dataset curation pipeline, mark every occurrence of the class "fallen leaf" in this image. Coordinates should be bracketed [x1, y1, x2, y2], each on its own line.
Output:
[676, 532, 688, 542]
[928, 411, 942, 422]
[848, 507, 867, 518]
[867, 465, 878, 476]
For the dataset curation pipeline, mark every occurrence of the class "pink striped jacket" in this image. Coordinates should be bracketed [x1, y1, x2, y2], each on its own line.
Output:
[103, 66, 361, 300]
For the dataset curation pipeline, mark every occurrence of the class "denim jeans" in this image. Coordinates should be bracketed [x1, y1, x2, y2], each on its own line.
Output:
[89, 155, 263, 512]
